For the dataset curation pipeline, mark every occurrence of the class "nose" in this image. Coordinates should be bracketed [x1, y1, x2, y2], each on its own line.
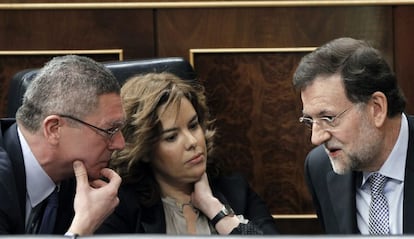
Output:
[184, 130, 197, 150]
[311, 124, 331, 146]
[108, 131, 126, 150]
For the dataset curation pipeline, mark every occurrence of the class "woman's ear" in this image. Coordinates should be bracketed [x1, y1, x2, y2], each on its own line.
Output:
[43, 115, 62, 145]
[370, 91, 388, 128]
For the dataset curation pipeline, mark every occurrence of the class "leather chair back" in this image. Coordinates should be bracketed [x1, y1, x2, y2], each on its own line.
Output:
[7, 57, 197, 117]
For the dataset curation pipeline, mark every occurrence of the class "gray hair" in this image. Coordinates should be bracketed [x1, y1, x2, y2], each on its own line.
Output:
[16, 55, 120, 132]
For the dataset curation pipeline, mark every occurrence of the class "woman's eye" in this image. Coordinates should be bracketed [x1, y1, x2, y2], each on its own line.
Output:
[189, 121, 199, 130]
[164, 134, 177, 142]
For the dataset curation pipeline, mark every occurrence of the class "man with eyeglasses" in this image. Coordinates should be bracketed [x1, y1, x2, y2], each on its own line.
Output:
[0, 55, 125, 236]
[293, 37, 413, 234]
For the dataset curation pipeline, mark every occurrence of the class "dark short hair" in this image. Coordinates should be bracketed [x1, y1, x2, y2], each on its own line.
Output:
[293, 37, 406, 117]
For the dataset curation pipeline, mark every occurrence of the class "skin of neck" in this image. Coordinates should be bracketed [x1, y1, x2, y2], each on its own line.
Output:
[156, 175, 193, 204]
[18, 123, 70, 183]
[368, 114, 402, 172]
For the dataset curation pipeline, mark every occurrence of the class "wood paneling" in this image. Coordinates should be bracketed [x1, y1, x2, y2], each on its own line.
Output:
[0, 3, 413, 234]
[0, 9, 155, 117]
[193, 50, 315, 214]
[275, 217, 323, 234]
[394, 6, 414, 115]
[156, 7, 393, 60]
[0, 9, 154, 57]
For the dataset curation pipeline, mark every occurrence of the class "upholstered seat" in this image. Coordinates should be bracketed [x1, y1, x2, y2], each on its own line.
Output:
[7, 57, 197, 118]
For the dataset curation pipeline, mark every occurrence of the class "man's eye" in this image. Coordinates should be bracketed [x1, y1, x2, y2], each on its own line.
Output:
[303, 118, 313, 123]
[106, 127, 119, 134]
[320, 116, 335, 123]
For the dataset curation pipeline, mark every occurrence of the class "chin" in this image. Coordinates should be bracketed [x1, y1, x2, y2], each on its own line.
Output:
[191, 170, 205, 181]
[87, 170, 102, 181]
[331, 161, 351, 175]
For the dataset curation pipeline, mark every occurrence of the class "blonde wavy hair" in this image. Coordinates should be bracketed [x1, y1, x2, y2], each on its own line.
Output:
[110, 72, 217, 205]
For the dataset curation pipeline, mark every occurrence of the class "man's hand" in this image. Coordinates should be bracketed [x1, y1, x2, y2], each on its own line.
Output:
[67, 160, 121, 235]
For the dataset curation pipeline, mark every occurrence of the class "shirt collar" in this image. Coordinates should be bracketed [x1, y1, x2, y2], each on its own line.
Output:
[18, 127, 56, 207]
[362, 113, 408, 185]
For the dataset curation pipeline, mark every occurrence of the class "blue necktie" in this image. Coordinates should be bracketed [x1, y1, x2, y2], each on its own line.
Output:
[368, 173, 389, 235]
[38, 187, 59, 234]
[26, 203, 43, 233]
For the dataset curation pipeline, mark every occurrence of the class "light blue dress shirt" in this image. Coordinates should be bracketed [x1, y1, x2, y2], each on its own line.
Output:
[356, 113, 408, 235]
[18, 127, 56, 227]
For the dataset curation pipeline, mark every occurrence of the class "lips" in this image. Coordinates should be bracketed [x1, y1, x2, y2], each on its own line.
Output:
[324, 145, 341, 158]
[187, 152, 204, 165]
[328, 148, 341, 158]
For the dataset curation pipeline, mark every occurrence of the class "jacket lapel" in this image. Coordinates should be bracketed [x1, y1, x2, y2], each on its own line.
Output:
[140, 200, 166, 233]
[327, 170, 358, 233]
[403, 115, 414, 233]
[2, 122, 26, 225]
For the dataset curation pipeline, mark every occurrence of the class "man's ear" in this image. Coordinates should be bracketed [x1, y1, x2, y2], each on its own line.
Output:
[370, 91, 388, 128]
[43, 115, 62, 145]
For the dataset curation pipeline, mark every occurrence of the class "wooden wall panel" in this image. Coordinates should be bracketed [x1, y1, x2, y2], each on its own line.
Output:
[193, 50, 315, 214]
[394, 6, 414, 115]
[193, 50, 326, 233]
[0, 9, 154, 57]
[156, 7, 393, 61]
[275, 217, 322, 234]
[0, 9, 155, 117]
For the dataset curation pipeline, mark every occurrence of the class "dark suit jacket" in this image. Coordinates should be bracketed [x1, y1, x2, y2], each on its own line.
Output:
[304, 114, 414, 234]
[0, 119, 76, 234]
[97, 173, 278, 234]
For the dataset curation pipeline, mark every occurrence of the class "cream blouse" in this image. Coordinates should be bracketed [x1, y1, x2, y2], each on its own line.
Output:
[162, 196, 215, 235]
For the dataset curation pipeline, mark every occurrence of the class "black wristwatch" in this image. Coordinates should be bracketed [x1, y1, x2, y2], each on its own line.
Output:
[211, 204, 235, 227]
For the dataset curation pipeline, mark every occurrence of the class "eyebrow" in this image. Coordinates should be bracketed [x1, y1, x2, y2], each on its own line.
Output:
[105, 118, 126, 127]
[302, 109, 330, 117]
[160, 114, 198, 135]
[111, 120, 125, 127]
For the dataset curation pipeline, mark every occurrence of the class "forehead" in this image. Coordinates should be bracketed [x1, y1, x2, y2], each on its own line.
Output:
[157, 98, 195, 127]
[300, 74, 349, 114]
[90, 93, 125, 123]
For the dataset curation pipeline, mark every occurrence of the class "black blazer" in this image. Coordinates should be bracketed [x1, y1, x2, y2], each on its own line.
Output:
[0, 120, 76, 234]
[304, 114, 414, 234]
[97, 173, 278, 234]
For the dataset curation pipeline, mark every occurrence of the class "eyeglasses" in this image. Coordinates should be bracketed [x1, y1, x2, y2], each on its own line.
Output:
[299, 106, 353, 130]
[58, 114, 122, 140]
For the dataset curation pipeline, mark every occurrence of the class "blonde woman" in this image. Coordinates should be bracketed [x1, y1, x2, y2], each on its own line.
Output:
[97, 72, 278, 235]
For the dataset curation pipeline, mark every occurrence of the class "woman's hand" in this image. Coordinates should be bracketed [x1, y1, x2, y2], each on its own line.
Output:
[191, 173, 240, 234]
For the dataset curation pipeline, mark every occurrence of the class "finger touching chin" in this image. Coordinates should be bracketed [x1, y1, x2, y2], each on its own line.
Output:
[90, 179, 107, 188]
[86, 170, 102, 181]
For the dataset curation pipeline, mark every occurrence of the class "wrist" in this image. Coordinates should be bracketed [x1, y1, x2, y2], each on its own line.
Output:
[210, 204, 235, 227]
[68, 214, 94, 236]
[198, 197, 222, 218]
